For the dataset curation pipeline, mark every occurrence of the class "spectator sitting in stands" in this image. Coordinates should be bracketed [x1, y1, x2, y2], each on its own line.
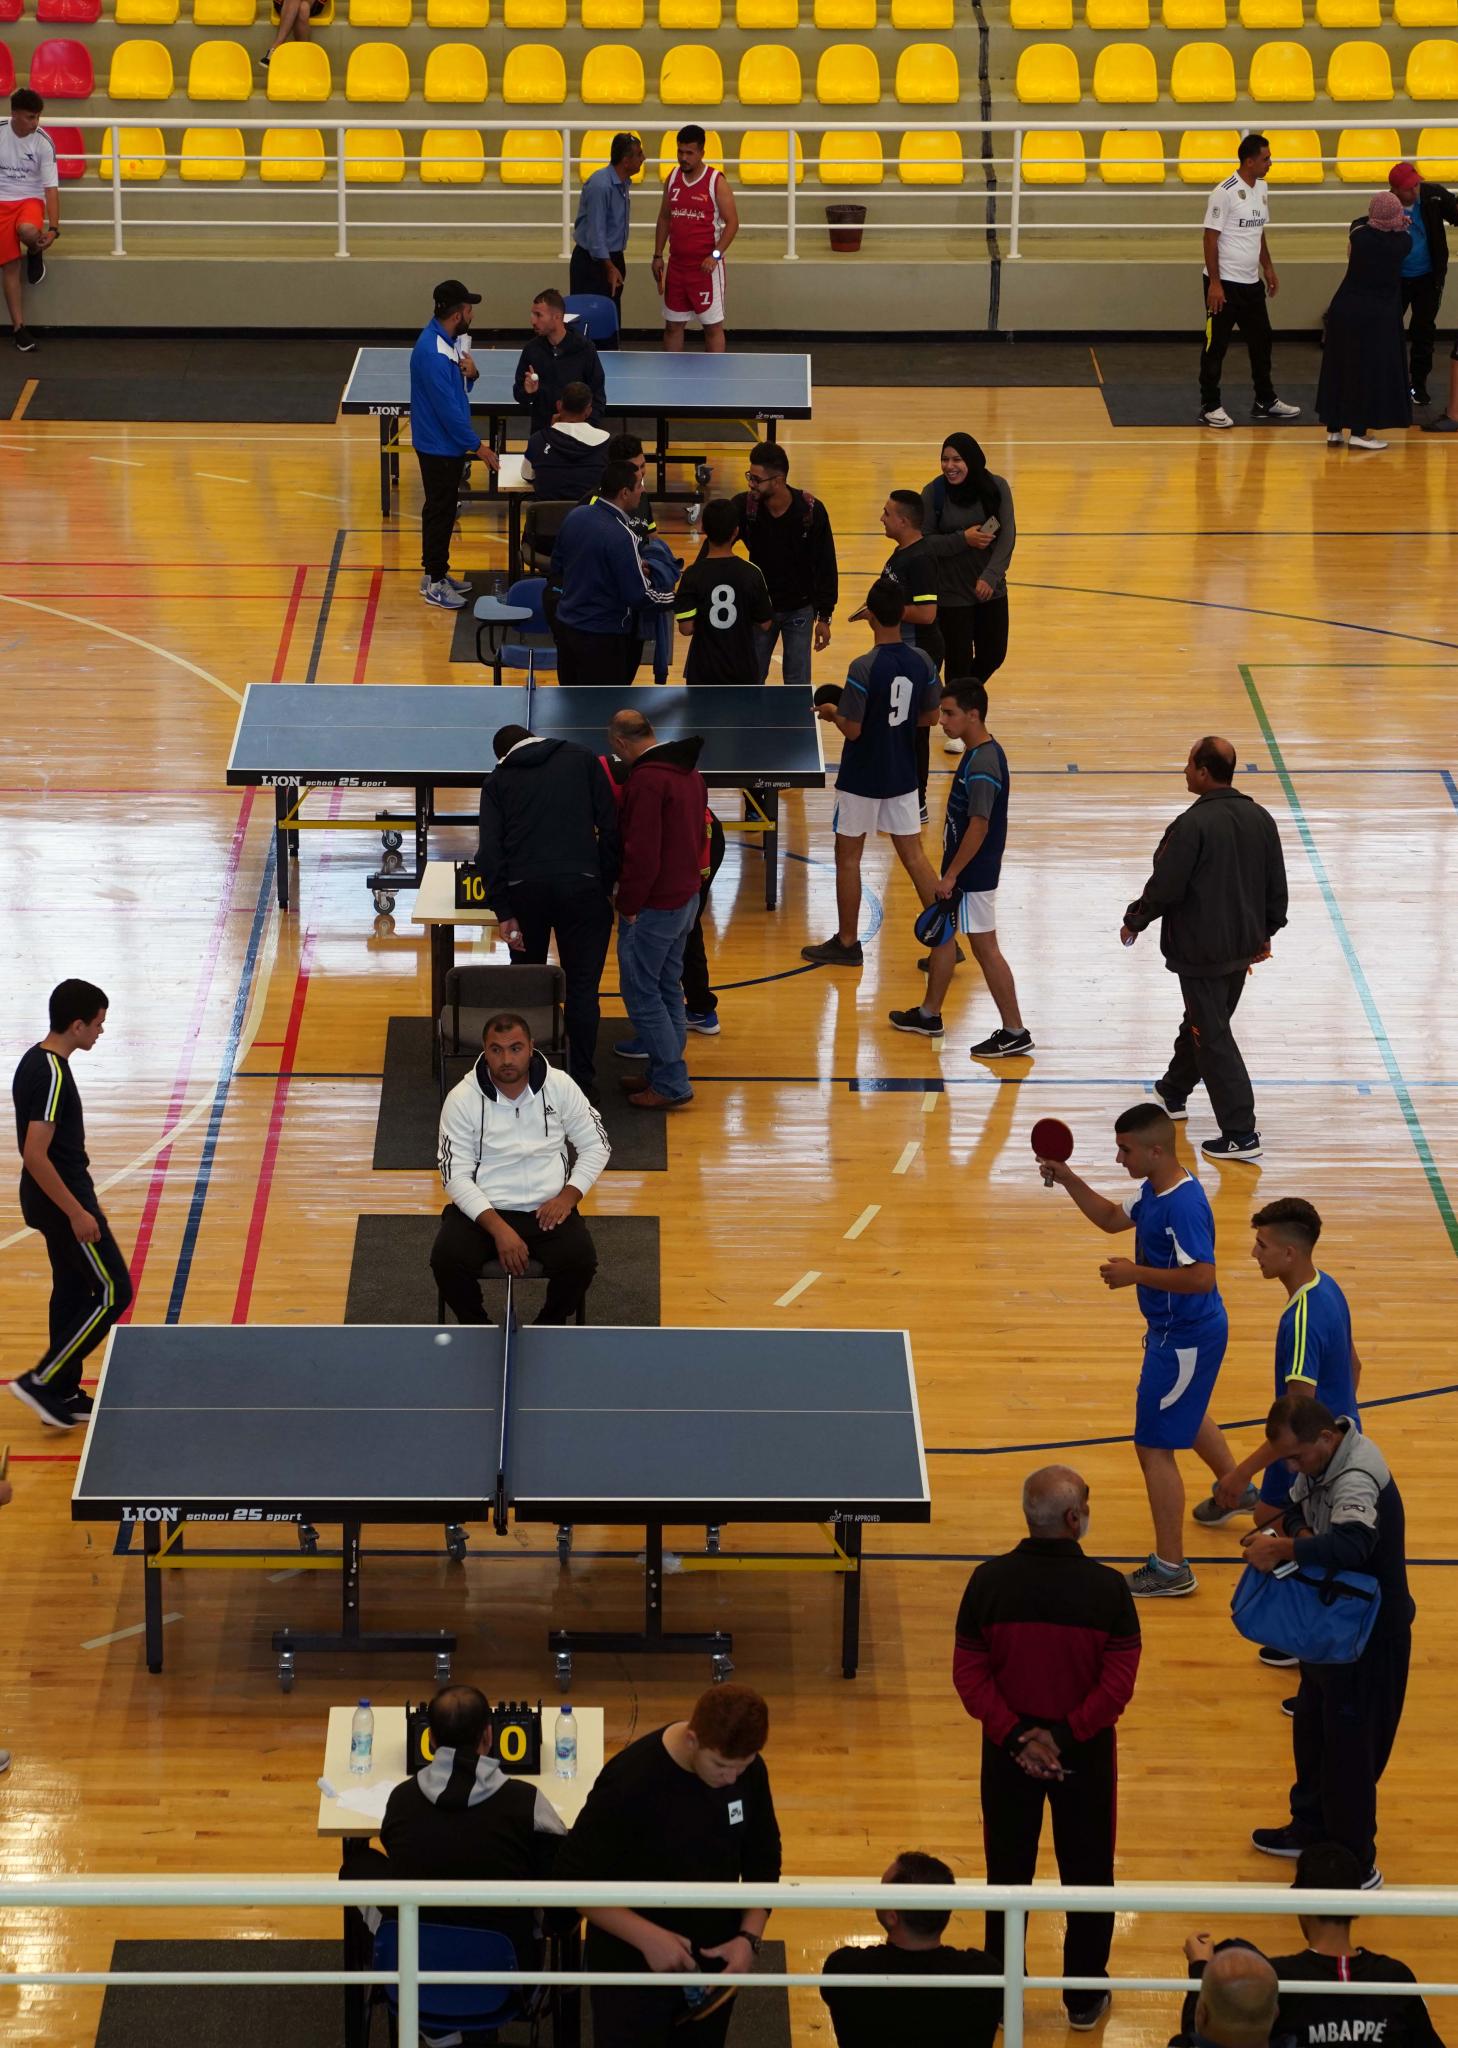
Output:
[514, 288, 606, 433]
[820, 1850, 999, 2048]
[522, 381, 611, 502]
[261, 0, 327, 68]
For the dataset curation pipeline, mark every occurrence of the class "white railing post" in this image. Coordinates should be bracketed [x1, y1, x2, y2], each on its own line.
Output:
[561, 125, 573, 259]
[1001, 1905, 1026, 2048]
[397, 1900, 419, 2043]
[1009, 127, 1022, 260]
[786, 125, 798, 261]
[336, 124, 348, 257]
[110, 125, 124, 256]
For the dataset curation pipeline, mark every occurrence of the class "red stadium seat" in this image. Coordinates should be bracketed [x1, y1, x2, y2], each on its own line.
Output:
[0, 0, 22, 23]
[0, 44, 12, 93]
[45, 122, 88, 178]
[28, 36, 94, 94]
[37, 0, 102, 20]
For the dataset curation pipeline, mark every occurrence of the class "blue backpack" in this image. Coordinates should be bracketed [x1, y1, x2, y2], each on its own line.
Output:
[1230, 1560, 1382, 1666]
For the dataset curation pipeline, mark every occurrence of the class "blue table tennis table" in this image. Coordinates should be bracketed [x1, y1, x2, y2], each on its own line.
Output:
[340, 346, 814, 513]
[71, 1296, 930, 1688]
[225, 681, 825, 914]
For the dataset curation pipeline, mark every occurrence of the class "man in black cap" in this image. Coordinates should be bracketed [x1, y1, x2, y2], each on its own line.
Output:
[408, 279, 498, 611]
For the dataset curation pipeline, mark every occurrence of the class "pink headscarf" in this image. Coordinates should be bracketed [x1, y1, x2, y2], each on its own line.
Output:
[1367, 191, 1409, 232]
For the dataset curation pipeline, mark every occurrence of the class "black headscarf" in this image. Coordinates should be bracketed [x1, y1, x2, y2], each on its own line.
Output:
[939, 432, 1000, 518]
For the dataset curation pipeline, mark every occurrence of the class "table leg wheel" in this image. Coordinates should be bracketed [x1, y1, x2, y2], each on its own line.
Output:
[372, 891, 396, 916]
[704, 1525, 721, 1555]
[554, 1652, 573, 1691]
[379, 850, 404, 876]
[277, 1651, 296, 1693]
[434, 1650, 453, 1683]
[382, 829, 403, 851]
[445, 1523, 468, 1564]
[711, 1653, 734, 1684]
[556, 1524, 573, 1565]
[297, 1523, 319, 1554]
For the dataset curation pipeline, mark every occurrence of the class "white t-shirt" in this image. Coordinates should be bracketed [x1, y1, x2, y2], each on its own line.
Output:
[0, 122, 59, 202]
[1203, 172, 1269, 286]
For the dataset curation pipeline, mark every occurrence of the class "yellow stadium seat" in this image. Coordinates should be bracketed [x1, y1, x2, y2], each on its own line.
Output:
[98, 126, 168, 177]
[188, 39, 252, 98]
[346, 42, 409, 101]
[1239, 0, 1301, 22]
[504, 0, 562, 18]
[740, 128, 805, 180]
[261, 125, 325, 177]
[582, 45, 645, 101]
[500, 127, 564, 181]
[1249, 41, 1314, 99]
[345, 127, 404, 181]
[1398, 0, 1458, 21]
[426, 0, 487, 20]
[890, 0, 953, 23]
[181, 124, 244, 176]
[109, 40, 174, 98]
[584, 0, 642, 20]
[896, 41, 959, 98]
[815, 0, 875, 22]
[817, 128, 883, 178]
[817, 42, 880, 99]
[1021, 128, 1086, 180]
[1170, 42, 1236, 100]
[194, 0, 257, 21]
[738, 44, 802, 101]
[1408, 38, 1458, 95]
[737, 0, 796, 21]
[1012, 0, 1072, 22]
[422, 128, 486, 181]
[350, 0, 410, 18]
[267, 43, 332, 98]
[1326, 41, 1392, 98]
[1093, 45, 1157, 100]
[1263, 127, 1323, 178]
[269, 0, 332, 15]
[1016, 42, 1080, 100]
[1315, 0, 1378, 21]
[899, 129, 962, 179]
[580, 127, 646, 178]
[503, 44, 567, 100]
[117, 0, 179, 22]
[660, 44, 724, 101]
[424, 43, 486, 100]
[1335, 124, 1400, 178]
[653, 127, 725, 175]
[1085, 0, 1147, 24]
[1162, 0, 1224, 20]
[659, 0, 720, 20]
[1177, 125, 1238, 180]
[1416, 121, 1458, 172]
[1099, 127, 1165, 179]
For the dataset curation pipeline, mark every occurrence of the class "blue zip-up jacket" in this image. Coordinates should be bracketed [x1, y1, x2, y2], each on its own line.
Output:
[409, 319, 479, 459]
[551, 499, 676, 634]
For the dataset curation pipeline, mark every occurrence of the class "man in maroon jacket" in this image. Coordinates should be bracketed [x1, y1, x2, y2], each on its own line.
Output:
[954, 1465, 1141, 2028]
[608, 708, 708, 1111]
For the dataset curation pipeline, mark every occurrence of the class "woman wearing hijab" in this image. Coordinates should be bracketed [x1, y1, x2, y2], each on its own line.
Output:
[1316, 192, 1412, 452]
[920, 433, 1017, 754]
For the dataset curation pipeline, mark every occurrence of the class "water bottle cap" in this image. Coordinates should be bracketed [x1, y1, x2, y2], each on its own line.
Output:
[358, 1699, 370, 1708]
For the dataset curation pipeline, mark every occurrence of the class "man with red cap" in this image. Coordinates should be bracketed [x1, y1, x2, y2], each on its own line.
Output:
[1387, 158, 1458, 409]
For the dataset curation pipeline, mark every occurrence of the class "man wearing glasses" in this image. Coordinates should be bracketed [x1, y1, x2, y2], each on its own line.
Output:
[726, 441, 839, 687]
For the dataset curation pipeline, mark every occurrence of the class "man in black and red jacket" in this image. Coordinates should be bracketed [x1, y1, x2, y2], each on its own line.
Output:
[954, 1465, 1142, 2028]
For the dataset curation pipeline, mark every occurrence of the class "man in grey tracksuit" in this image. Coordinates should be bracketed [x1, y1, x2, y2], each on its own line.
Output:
[1121, 735, 1288, 1164]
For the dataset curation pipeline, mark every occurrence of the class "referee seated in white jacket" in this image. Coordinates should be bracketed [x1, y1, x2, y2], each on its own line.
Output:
[433, 1012, 610, 1326]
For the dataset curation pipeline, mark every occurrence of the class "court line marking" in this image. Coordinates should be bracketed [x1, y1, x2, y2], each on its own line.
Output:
[195, 472, 249, 485]
[843, 1205, 880, 1241]
[774, 1271, 821, 1309]
[1442, 770, 1458, 812]
[10, 379, 37, 422]
[81, 1614, 181, 1651]
[88, 455, 144, 469]
[1018, 578, 1458, 655]
[921, 1090, 939, 1117]
[0, 594, 243, 705]
[892, 1142, 921, 1176]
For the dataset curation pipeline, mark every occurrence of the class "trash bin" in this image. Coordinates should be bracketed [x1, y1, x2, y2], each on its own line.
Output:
[825, 204, 867, 253]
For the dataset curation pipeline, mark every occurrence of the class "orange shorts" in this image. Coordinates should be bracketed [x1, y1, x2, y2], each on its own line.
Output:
[0, 198, 45, 266]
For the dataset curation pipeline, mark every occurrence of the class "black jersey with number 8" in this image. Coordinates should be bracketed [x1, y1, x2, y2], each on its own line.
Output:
[674, 556, 774, 687]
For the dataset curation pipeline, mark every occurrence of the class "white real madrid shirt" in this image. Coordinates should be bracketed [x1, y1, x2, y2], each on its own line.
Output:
[1203, 172, 1269, 286]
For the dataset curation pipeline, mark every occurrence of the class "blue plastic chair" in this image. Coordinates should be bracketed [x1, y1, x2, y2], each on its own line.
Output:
[490, 574, 559, 685]
[564, 292, 620, 348]
[372, 1918, 525, 2043]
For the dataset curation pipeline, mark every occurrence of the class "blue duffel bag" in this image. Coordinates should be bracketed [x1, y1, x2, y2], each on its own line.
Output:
[1230, 1561, 1382, 1666]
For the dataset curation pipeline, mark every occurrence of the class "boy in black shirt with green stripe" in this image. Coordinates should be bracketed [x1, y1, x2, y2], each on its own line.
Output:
[10, 980, 132, 1430]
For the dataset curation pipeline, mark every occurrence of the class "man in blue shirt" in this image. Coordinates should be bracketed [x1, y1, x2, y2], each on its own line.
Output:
[571, 132, 643, 312]
[1039, 1103, 1239, 1597]
[1388, 160, 1458, 406]
[801, 580, 941, 968]
[408, 279, 498, 611]
[890, 679, 1031, 1055]
[549, 459, 676, 684]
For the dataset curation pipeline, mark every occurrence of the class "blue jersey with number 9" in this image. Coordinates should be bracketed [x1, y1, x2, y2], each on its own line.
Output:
[835, 644, 940, 799]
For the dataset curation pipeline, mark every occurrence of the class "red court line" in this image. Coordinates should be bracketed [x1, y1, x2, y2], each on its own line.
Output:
[352, 567, 383, 685]
[231, 926, 317, 1325]
[7, 1451, 83, 1463]
[272, 564, 309, 683]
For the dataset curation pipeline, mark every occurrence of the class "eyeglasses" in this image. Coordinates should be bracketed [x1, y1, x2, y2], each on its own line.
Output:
[745, 471, 772, 485]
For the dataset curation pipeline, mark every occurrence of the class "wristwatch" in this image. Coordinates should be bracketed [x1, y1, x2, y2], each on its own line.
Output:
[736, 1932, 763, 1956]
[711, 247, 722, 260]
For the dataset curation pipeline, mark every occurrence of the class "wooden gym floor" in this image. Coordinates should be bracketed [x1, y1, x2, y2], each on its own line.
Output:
[0, 383, 1455, 2043]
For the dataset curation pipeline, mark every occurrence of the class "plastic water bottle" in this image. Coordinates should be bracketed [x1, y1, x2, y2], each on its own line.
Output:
[555, 1704, 578, 1780]
[349, 1700, 374, 1776]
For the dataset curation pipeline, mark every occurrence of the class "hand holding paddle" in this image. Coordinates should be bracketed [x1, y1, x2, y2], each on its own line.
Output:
[1031, 1117, 1075, 1188]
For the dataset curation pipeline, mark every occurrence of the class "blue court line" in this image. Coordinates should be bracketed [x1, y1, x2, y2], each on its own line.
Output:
[681, 1073, 1458, 1090]
[1019, 580, 1458, 655]
[1443, 770, 1458, 812]
[164, 841, 277, 1325]
[874, 1552, 1458, 1569]
[1242, 665, 1458, 1261]
[303, 529, 346, 687]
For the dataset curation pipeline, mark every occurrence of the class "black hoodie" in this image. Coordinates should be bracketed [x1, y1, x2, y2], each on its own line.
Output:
[522, 419, 611, 503]
[476, 737, 620, 921]
[512, 328, 606, 430]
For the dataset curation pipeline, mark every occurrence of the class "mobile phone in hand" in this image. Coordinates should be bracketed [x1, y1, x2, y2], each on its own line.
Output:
[979, 515, 1000, 537]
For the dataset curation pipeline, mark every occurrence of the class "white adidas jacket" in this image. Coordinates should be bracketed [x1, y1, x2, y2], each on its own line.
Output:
[438, 1050, 611, 1219]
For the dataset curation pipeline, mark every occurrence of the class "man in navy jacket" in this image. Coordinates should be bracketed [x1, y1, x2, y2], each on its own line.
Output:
[549, 460, 675, 684]
[409, 279, 498, 611]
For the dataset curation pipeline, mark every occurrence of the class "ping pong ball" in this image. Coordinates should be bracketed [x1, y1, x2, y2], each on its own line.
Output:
[435, 1332, 452, 1346]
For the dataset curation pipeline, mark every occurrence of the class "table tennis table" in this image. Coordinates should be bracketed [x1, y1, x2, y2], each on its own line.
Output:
[72, 1299, 930, 1687]
[226, 682, 825, 913]
[341, 346, 814, 513]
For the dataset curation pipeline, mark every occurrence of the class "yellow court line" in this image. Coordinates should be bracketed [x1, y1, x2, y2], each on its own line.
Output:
[774, 1270, 821, 1309]
[921, 1090, 939, 1116]
[843, 1204, 880, 1241]
[892, 1141, 921, 1176]
[11, 379, 37, 422]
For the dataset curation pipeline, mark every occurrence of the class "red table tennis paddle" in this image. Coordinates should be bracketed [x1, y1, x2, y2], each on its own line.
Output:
[1031, 1117, 1074, 1185]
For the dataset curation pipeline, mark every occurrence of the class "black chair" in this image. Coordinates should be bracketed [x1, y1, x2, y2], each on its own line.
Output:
[521, 499, 576, 576]
[436, 963, 567, 1100]
[435, 1240, 589, 1330]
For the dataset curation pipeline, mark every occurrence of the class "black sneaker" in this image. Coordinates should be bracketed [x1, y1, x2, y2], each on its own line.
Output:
[917, 945, 966, 971]
[67, 1387, 95, 1419]
[1068, 1992, 1111, 2030]
[1257, 1644, 1299, 1669]
[800, 936, 864, 966]
[26, 248, 45, 287]
[9, 1371, 81, 1429]
[1412, 385, 1430, 406]
[1360, 1866, 1383, 1891]
[1281, 1695, 1296, 1717]
[970, 1027, 1034, 1058]
[13, 326, 37, 353]
[1201, 1131, 1262, 1161]
[919, 803, 929, 824]
[1152, 1082, 1188, 1121]
[1251, 1823, 1314, 1859]
[889, 1007, 943, 1036]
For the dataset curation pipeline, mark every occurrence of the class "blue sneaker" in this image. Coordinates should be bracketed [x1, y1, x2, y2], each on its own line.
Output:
[613, 1037, 650, 1060]
[685, 1011, 720, 1035]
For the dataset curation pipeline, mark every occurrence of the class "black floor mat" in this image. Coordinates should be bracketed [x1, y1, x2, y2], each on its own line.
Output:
[24, 374, 345, 423]
[1101, 380, 1320, 427]
[347, 1211, 661, 1327]
[374, 1015, 667, 1173]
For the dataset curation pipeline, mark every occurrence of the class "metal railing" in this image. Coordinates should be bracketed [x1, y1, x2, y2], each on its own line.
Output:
[1, 1874, 1455, 2045]
[45, 113, 1431, 258]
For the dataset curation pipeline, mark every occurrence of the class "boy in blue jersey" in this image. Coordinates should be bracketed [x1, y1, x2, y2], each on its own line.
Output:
[889, 680, 1031, 1054]
[801, 580, 941, 968]
[1039, 1102, 1238, 1597]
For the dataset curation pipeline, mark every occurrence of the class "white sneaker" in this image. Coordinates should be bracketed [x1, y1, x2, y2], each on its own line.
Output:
[1201, 406, 1234, 429]
[1349, 435, 1388, 451]
[0, 1749, 10, 1773]
[1326, 431, 1343, 446]
[422, 579, 467, 610]
[943, 735, 965, 756]
[1254, 398, 1302, 419]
